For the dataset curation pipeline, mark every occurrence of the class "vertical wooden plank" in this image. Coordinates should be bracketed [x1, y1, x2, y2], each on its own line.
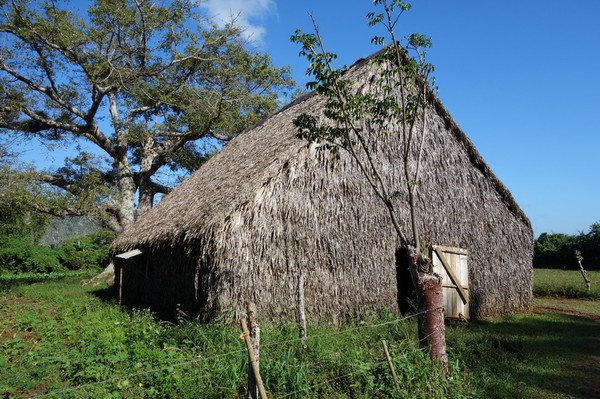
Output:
[144, 255, 150, 278]
[247, 303, 260, 399]
[460, 252, 469, 319]
[297, 274, 307, 346]
[118, 265, 123, 305]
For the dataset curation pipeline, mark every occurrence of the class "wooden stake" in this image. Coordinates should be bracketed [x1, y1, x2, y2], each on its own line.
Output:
[382, 340, 401, 393]
[297, 274, 307, 346]
[240, 317, 268, 399]
[575, 251, 592, 292]
[247, 303, 260, 399]
[118, 266, 123, 305]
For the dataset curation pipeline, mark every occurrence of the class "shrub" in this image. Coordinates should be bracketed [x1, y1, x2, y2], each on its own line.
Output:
[57, 231, 115, 271]
[0, 236, 64, 273]
[0, 230, 115, 274]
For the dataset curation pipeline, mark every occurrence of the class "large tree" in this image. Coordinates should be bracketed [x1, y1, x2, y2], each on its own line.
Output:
[0, 0, 293, 233]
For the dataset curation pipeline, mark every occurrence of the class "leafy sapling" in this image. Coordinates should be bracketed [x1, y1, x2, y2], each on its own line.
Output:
[291, 0, 448, 372]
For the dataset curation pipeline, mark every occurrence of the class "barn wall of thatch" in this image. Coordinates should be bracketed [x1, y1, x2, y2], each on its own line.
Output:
[196, 145, 401, 322]
[112, 50, 533, 322]
[414, 110, 533, 318]
[188, 109, 532, 321]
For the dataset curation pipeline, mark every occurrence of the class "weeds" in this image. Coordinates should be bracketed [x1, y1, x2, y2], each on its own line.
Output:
[0, 277, 471, 398]
[1, 271, 598, 398]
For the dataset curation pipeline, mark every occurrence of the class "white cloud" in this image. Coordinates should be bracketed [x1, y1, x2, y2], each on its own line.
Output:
[200, 0, 277, 45]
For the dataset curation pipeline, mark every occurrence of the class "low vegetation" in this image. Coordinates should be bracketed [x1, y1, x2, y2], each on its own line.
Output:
[0, 273, 467, 398]
[0, 231, 114, 274]
[534, 268, 600, 300]
[1, 270, 598, 398]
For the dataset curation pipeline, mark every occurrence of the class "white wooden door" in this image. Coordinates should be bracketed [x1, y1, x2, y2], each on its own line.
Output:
[431, 245, 469, 320]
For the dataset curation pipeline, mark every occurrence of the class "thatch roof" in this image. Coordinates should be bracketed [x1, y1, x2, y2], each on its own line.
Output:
[113, 50, 533, 320]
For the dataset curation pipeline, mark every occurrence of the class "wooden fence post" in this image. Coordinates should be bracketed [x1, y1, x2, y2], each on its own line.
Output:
[118, 266, 123, 305]
[247, 302, 260, 399]
[297, 274, 307, 346]
[575, 250, 592, 292]
[382, 340, 401, 393]
[240, 317, 267, 399]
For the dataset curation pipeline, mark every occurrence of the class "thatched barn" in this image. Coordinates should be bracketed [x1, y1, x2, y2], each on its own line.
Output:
[112, 50, 533, 322]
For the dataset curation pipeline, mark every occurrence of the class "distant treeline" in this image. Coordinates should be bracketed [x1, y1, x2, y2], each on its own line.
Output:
[534, 223, 600, 270]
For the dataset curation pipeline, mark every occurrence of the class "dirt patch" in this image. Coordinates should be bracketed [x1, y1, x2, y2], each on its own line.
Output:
[0, 296, 59, 343]
[534, 304, 600, 323]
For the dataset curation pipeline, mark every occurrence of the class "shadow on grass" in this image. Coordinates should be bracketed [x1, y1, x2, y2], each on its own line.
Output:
[449, 312, 600, 398]
[87, 286, 173, 320]
[88, 284, 118, 303]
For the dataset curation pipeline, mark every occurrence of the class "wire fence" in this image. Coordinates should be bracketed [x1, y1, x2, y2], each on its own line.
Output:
[30, 308, 443, 398]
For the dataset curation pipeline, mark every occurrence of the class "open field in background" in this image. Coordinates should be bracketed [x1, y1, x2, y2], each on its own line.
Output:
[0, 270, 598, 398]
[533, 269, 600, 300]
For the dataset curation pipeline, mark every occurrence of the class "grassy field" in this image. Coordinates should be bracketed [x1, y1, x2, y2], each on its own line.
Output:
[534, 268, 600, 300]
[0, 273, 469, 398]
[0, 271, 598, 398]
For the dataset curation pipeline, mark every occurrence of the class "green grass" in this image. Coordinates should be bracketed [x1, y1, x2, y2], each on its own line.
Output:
[1, 272, 598, 398]
[0, 274, 470, 398]
[447, 311, 599, 399]
[534, 268, 600, 299]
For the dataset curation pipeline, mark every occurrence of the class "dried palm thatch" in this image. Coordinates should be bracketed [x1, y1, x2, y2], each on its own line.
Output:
[112, 50, 533, 322]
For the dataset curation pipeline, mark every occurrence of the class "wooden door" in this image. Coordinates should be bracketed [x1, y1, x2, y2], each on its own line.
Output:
[431, 245, 469, 320]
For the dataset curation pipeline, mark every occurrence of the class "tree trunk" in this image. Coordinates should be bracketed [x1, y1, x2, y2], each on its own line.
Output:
[406, 245, 448, 374]
[93, 152, 136, 283]
[115, 152, 136, 231]
[137, 143, 158, 216]
[137, 173, 154, 216]
[416, 273, 448, 373]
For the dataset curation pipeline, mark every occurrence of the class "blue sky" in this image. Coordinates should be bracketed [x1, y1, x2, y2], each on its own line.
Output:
[13, 1, 599, 237]
[201, 0, 600, 236]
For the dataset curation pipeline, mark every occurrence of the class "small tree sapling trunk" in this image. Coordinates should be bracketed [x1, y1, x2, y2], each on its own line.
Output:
[388, 203, 448, 373]
[408, 246, 448, 372]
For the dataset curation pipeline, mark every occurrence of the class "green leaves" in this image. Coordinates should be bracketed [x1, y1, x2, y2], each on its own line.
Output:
[291, 0, 435, 150]
[291, 28, 344, 93]
[407, 33, 432, 49]
[371, 35, 385, 46]
[291, 0, 436, 249]
[366, 12, 384, 27]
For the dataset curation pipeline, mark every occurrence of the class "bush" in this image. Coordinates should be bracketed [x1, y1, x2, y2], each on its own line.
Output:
[0, 230, 115, 274]
[0, 236, 64, 274]
[57, 230, 115, 270]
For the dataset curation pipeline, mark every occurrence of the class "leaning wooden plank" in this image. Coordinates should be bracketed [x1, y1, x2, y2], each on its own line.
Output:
[432, 246, 468, 305]
[435, 245, 469, 256]
[115, 249, 144, 259]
